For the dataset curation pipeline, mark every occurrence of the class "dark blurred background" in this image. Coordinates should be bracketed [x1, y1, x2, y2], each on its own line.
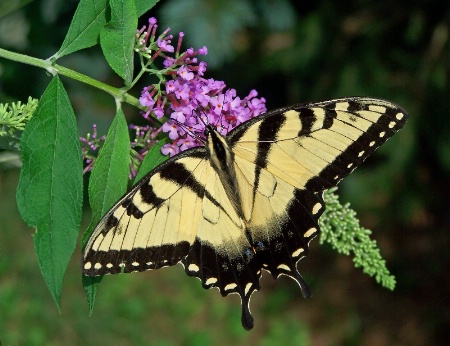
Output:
[0, 0, 449, 345]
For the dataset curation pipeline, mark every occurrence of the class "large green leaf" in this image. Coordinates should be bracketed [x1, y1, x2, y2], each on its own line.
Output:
[100, 0, 137, 85]
[16, 76, 83, 311]
[82, 109, 130, 312]
[56, 0, 109, 58]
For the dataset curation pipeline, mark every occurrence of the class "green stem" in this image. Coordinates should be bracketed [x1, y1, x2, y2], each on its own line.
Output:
[0, 48, 145, 111]
[0, 47, 47, 68]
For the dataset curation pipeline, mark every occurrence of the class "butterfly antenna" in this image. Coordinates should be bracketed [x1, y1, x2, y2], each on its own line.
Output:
[196, 107, 208, 127]
[172, 118, 205, 144]
[216, 99, 231, 135]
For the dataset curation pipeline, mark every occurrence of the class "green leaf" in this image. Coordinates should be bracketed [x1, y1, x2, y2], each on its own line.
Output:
[16, 76, 83, 310]
[56, 0, 109, 58]
[82, 109, 130, 311]
[135, 0, 159, 17]
[100, 0, 137, 85]
[133, 137, 169, 185]
[82, 274, 103, 315]
[86, 109, 130, 230]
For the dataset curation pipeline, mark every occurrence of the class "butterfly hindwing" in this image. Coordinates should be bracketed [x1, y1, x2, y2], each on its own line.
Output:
[234, 153, 324, 294]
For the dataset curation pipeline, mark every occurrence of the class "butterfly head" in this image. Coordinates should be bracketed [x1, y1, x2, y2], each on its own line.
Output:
[203, 124, 236, 175]
[205, 124, 227, 155]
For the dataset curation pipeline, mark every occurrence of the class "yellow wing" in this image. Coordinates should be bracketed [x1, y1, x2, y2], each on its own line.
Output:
[83, 150, 206, 274]
[82, 148, 254, 275]
[82, 147, 263, 329]
[229, 97, 408, 192]
[225, 97, 408, 308]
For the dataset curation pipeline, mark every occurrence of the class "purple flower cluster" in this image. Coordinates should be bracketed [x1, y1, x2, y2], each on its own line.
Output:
[137, 18, 267, 157]
[80, 17, 267, 176]
[160, 81, 266, 157]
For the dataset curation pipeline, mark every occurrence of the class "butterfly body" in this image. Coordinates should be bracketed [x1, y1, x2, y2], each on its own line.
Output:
[83, 97, 408, 330]
[204, 125, 244, 221]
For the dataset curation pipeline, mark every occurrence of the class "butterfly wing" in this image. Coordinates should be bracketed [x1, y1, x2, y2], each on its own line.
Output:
[229, 97, 408, 192]
[82, 149, 210, 275]
[83, 143, 262, 328]
[232, 151, 324, 293]
[227, 96, 408, 302]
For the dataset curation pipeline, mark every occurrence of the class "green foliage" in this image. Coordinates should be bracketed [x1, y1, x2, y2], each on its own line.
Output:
[319, 188, 396, 290]
[56, 0, 109, 58]
[100, 0, 137, 84]
[15, 76, 83, 310]
[56, 0, 158, 59]
[0, 96, 37, 150]
[134, 0, 160, 17]
[85, 110, 130, 239]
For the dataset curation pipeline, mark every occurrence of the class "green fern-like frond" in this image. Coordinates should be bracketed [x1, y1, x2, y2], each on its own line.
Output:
[0, 97, 38, 150]
[320, 187, 396, 290]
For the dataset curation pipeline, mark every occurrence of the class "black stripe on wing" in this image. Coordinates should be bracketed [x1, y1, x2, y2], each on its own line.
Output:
[83, 243, 191, 275]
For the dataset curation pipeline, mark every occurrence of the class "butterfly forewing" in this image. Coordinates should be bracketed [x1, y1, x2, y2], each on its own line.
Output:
[228, 97, 408, 191]
[82, 149, 208, 275]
